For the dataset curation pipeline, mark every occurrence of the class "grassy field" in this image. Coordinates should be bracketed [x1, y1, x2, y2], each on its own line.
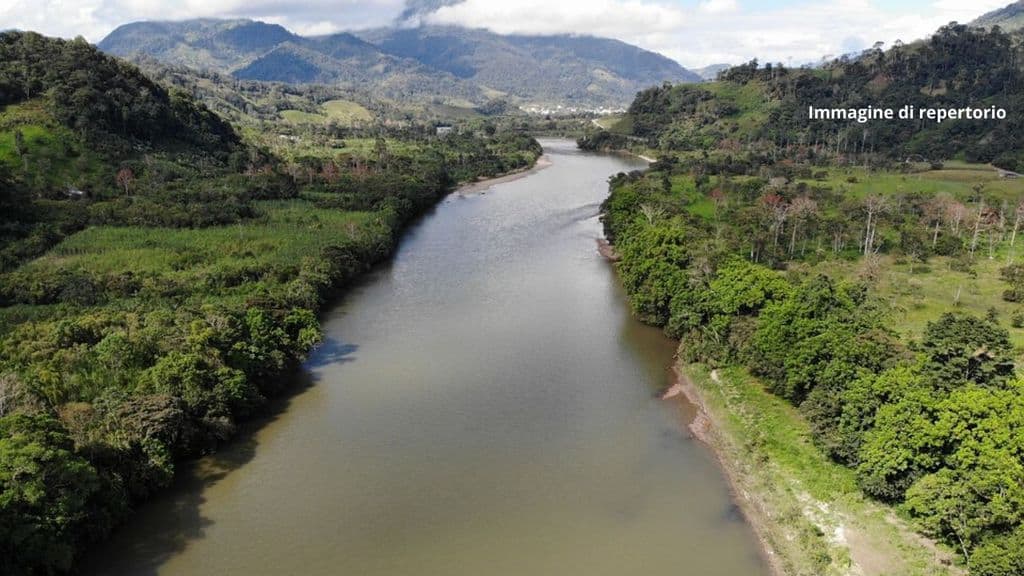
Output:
[0, 100, 108, 191]
[0, 201, 388, 332]
[684, 363, 962, 576]
[655, 165, 1024, 357]
[793, 164, 1023, 203]
[246, 130, 428, 162]
[279, 99, 374, 126]
[798, 254, 1024, 354]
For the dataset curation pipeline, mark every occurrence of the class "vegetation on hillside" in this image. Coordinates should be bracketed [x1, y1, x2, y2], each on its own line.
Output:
[595, 22, 1024, 575]
[583, 24, 1024, 170]
[98, 18, 699, 109]
[0, 31, 541, 576]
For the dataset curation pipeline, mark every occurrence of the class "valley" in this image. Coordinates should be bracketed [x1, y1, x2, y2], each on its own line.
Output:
[3, 3, 1024, 576]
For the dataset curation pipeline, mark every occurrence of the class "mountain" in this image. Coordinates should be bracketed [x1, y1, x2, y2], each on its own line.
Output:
[0, 30, 242, 270]
[98, 18, 699, 108]
[693, 63, 731, 81]
[582, 23, 1024, 170]
[357, 25, 701, 107]
[972, 1, 1024, 31]
[99, 19, 484, 104]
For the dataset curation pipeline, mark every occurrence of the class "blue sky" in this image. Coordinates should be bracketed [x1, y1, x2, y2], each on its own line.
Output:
[0, 0, 1011, 67]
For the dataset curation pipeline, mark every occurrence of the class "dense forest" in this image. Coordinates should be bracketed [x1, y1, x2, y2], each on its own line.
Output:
[583, 24, 1024, 171]
[595, 25, 1024, 575]
[0, 32, 541, 576]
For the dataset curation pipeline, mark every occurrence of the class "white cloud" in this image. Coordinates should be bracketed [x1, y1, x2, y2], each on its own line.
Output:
[0, 0, 404, 42]
[699, 0, 738, 14]
[425, 0, 1014, 68]
[0, 0, 1013, 68]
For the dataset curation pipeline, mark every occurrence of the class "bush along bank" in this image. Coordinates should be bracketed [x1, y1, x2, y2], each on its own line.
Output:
[602, 166, 1024, 576]
[0, 127, 541, 574]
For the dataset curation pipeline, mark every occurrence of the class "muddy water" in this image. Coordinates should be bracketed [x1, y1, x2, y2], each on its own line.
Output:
[86, 140, 769, 576]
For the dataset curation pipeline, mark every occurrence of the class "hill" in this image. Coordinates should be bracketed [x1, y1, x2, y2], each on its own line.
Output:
[0, 31, 243, 271]
[99, 18, 698, 108]
[973, 0, 1024, 32]
[693, 63, 731, 81]
[582, 20, 1024, 575]
[583, 24, 1024, 170]
[99, 19, 484, 105]
[357, 25, 701, 107]
[0, 30, 545, 576]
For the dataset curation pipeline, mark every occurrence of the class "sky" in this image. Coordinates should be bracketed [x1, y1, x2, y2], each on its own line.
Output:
[0, 0, 1014, 68]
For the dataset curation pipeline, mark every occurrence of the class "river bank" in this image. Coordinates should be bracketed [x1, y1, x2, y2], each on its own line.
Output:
[667, 363, 963, 576]
[58, 141, 545, 575]
[86, 138, 769, 576]
[456, 154, 553, 195]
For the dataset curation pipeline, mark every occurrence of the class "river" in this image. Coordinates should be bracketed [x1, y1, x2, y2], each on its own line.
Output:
[84, 139, 769, 576]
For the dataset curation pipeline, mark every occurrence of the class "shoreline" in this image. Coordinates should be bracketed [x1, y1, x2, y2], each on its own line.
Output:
[74, 148, 549, 573]
[455, 154, 553, 195]
[662, 363, 964, 576]
[663, 366, 786, 576]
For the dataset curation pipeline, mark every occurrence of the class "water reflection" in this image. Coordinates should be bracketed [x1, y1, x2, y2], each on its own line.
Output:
[84, 140, 769, 576]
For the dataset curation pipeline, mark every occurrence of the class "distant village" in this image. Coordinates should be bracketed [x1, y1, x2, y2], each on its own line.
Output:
[521, 105, 626, 116]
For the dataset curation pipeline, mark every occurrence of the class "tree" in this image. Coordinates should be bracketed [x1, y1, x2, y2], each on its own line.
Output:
[862, 194, 888, 255]
[923, 194, 953, 248]
[0, 163, 29, 220]
[0, 373, 25, 417]
[1009, 198, 1024, 249]
[13, 129, 27, 171]
[758, 192, 789, 249]
[115, 167, 134, 195]
[920, 313, 1015, 388]
[788, 196, 818, 255]
[0, 413, 102, 575]
[856, 387, 941, 500]
[972, 526, 1024, 576]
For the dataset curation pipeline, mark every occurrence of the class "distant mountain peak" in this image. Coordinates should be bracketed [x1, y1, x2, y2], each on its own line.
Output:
[972, 1, 1024, 31]
[99, 17, 700, 108]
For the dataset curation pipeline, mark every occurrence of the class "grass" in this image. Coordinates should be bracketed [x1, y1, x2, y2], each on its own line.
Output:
[322, 99, 373, 124]
[794, 165, 1024, 203]
[279, 109, 328, 124]
[0, 100, 108, 190]
[3, 200, 388, 314]
[686, 363, 962, 576]
[279, 99, 374, 127]
[798, 254, 1024, 355]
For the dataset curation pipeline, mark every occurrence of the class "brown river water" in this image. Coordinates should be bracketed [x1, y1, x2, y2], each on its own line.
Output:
[83, 139, 770, 576]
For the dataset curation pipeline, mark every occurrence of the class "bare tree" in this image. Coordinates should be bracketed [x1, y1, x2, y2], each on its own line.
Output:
[1010, 199, 1024, 248]
[788, 196, 819, 255]
[760, 193, 789, 248]
[115, 167, 135, 195]
[946, 201, 968, 237]
[862, 195, 888, 256]
[970, 200, 983, 257]
[639, 203, 665, 224]
[0, 373, 24, 417]
[923, 194, 952, 247]
[13, 129, 27, 171]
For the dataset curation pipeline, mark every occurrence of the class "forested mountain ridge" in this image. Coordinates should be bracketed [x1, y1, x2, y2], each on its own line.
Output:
[0, 31, 243, 271]
[588, 18, 1024, 576]
[356, 25, 701, 107]
[99, 19, 486, 105]
[973, 1, 1024, 32]
[584, 24, 1024, 170]
[99, 18, 699, 108]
